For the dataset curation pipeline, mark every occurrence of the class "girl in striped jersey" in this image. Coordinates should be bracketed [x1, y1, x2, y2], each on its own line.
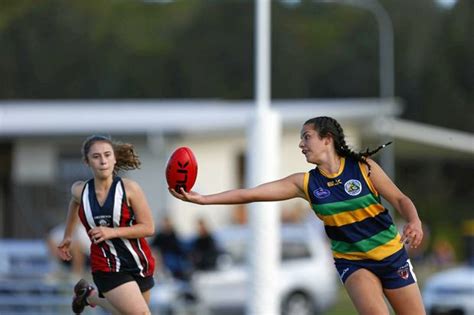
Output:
[58, 135, 155, 314]
[170, 116, 426, 315]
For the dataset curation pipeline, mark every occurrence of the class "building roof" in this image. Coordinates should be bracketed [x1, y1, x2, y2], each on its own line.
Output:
[0, 99, 401, 136]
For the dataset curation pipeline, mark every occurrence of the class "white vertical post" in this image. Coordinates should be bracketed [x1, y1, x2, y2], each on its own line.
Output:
[246, 112, 281, 315]
[255, 0, 270, 114]
[246, 0, 281, 315]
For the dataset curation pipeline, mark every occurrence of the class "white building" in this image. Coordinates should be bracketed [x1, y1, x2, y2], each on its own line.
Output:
[0, 99, 402, 237]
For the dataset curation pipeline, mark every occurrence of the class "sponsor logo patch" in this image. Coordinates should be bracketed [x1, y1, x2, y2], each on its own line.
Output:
[344, 179, 362, 196]
[327, 179, 342, 187]
[397, 262, 410, 280]
[313, 187, 331, 199]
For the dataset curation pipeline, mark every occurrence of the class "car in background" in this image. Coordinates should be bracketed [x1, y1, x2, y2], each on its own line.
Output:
[151, 221, 339, 315]
[422, 265, 474, 315]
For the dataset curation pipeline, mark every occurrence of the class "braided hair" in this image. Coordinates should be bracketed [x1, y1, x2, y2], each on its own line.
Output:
[303, 116, 391, 176]
[81, 135, 141, 175]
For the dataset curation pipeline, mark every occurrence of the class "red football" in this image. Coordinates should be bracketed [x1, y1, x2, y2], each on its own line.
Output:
[166, 147, 198, 192]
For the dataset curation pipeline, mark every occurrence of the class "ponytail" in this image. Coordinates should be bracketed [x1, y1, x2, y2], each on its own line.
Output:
[362, 141, 392, 157]
[113, 142, 141, 174]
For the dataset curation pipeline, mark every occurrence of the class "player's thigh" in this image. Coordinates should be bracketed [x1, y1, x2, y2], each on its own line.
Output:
[344, 268, 390, 315]
[103, 281, 150, 315]
[384, 282, 426, 315]
[142, 289, 151, 304]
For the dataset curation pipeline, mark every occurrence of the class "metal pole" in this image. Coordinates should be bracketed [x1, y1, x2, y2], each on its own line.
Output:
[314, 0, 394, 98]
[312, 0, 396, 211]
[256, 0, 271, 114]
[359, 0, 396, 183]
[314, 0, 396, 180]
[246, 1, 281, 315]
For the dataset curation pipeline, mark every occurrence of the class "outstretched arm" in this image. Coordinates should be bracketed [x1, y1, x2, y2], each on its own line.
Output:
[365, 159, 423, 248]
[58, 181, 84, 261]
[169, 173, 307, 205]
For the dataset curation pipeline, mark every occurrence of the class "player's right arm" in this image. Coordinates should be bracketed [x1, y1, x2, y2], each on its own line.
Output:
[57, 181, 85, 261]
[169, 173, 307, 205]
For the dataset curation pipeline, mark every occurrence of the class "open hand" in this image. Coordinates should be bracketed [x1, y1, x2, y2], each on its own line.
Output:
[57, 238, 73, 261]
[168, 187, 204, 204]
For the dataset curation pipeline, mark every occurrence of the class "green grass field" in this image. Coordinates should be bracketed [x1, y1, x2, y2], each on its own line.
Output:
[324, 285, 356, 315]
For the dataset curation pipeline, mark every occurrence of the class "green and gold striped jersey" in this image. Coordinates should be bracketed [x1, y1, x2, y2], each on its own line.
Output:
[304, 157, 403, 261]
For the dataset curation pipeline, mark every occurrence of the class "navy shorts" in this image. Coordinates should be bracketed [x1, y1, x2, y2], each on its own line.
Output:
[92, 271, 155, 297]
[334, 249, 417, 289]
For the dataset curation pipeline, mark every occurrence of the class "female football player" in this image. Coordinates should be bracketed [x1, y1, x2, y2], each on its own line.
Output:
[170, 116, 425, 315]
[58, 135, 155, 314]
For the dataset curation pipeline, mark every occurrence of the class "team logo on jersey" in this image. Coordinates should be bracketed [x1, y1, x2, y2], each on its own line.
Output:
[397, 262, 410, 280]
[95, 215, 112, 227]
[344, 179, 362, 196]
[313, 187, 331, 199]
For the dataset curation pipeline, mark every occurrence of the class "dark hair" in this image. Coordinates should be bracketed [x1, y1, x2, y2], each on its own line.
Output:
[81, 135, 141, 175]
[303, 116, 391, 175]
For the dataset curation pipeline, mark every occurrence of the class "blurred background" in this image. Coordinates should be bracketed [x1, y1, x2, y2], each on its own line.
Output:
[0, 0, 472, 314]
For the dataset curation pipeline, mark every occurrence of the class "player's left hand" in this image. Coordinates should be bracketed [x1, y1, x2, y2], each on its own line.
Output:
[88, 226, 116, 244]
[401, 219, 423, 248]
